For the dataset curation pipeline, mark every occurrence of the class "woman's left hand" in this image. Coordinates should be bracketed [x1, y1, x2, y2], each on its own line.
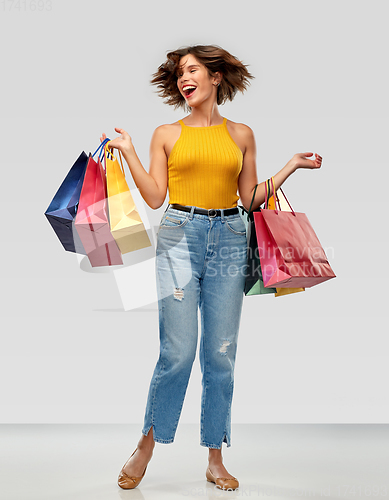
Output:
[293, 152, 322, 169]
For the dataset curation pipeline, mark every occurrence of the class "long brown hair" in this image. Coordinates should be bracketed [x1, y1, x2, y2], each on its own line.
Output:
[150, 44, 255, 112]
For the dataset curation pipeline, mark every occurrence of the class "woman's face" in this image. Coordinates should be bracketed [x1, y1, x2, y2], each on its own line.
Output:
[176, 53, 220, 107]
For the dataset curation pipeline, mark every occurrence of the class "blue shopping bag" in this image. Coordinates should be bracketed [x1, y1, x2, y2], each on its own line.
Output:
[44, 139, 110, 254]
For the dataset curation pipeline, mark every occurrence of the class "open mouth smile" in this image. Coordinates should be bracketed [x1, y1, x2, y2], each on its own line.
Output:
[182, 85, 197, 99]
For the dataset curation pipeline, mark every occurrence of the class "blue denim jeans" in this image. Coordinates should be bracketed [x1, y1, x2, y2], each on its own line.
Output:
[141, 204, 247, 449]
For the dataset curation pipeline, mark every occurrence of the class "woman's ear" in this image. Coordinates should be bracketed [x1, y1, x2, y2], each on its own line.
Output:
[213, 71, 222, 86]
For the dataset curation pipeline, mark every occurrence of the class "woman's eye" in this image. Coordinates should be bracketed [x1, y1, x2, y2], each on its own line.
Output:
[177, 70, 195, 78]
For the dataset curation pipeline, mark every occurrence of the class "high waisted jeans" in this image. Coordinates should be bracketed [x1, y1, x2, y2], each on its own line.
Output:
[141, 204, 247, 449]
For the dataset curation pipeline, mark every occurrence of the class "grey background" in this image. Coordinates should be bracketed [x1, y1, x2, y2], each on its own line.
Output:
[0, 0, 388, 423]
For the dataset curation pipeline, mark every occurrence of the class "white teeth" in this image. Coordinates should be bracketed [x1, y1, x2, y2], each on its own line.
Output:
[183, 86, 196, 91]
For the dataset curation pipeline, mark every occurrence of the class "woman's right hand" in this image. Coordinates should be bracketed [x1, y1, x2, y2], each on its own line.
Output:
[100, 127, 134, 154]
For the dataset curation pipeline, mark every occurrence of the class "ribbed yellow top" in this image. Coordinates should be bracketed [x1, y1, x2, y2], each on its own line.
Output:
[167, 117, 243, 209]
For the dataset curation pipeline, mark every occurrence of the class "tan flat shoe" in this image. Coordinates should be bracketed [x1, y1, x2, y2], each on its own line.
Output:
[206, 466, 239, 491]
[118, 448, 147, 490]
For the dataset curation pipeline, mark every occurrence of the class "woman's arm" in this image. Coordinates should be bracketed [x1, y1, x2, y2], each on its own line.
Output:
[100, 126, 168, 210]
[237, 125, 322, 212]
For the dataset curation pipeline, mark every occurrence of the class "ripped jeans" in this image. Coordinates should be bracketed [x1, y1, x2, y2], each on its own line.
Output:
[142, 204, 247, 449]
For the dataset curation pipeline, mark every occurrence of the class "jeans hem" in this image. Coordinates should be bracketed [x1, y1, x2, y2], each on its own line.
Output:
[141, 424, 174, 444]
[152, 436, 174, 444]
[200, 441, 231, 449]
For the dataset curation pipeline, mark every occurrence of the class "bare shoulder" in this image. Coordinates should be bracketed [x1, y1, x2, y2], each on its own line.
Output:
[226, 119, 254, 138]
[152, 122, 181, 141]
[226, 119, 255, 156]
[151, 121, 182, 159]
[153, 121, 181, 133]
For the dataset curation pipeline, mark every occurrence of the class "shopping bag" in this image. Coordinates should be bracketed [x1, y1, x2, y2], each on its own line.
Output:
[254, 177, 336, 288]
[239, 184, 277, 296]
[265, 179, 306, 297]
[104, 142, 152, 254]
[74, 140, 123, 267]
[44, 151, 89, 254]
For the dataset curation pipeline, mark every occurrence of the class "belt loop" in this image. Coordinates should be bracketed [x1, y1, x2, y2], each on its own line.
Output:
[189, 205, 195, 220]
[221, 208, 225, 222]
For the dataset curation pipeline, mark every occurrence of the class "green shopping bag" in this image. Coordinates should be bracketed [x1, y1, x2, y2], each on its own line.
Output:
[238, 184, 276, 296]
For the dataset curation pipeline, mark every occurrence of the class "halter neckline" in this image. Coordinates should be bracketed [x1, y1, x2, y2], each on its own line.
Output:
[179, 117, 227, 129]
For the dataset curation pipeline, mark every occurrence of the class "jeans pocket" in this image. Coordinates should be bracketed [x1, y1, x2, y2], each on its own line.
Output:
[225, 216, 247, 236]
[160, 212, 189, 229]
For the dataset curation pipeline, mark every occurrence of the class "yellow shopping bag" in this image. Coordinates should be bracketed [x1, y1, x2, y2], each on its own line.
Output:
[266, 178, 305, 298]
[105, 142, 152, 254]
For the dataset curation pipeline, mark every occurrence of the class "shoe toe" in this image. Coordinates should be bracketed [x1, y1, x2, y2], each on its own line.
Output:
[118, 470, 139, 489]
[206, 466, 239, 490]
[118, 465, 147, 489]
[215, 477, 239, 490]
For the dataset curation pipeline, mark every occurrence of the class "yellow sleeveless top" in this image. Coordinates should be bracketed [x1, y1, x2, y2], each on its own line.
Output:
[167, 117, 243, 209]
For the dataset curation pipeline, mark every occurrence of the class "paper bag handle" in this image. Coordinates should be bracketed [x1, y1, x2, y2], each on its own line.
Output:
[105, 141, 125, 175]
[247, 183, 259, 221]
[269, 177, 281, 212]
[279, 186, 296, 215]
[265, 178, 270, 209]
[269, 176, 296, 216]
[92, 138, 110, 161]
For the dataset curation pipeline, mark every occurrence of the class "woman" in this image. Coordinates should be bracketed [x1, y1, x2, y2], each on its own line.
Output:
[101, 44, 322, 491]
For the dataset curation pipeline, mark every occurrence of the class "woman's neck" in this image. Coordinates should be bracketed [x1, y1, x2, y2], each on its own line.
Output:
[184, 103, 223, 127]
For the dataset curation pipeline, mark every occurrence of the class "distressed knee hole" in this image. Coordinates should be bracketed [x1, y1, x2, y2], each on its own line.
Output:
[173, 287, 184, 301]
[219, 340, 231, 354]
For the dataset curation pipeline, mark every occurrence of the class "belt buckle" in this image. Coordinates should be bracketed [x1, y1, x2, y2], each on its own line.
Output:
[208, 209, 217, 218]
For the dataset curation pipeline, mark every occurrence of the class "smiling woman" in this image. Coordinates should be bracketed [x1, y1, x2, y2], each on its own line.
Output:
[150, 45, 254, 112]
[101, 42, 323, 493]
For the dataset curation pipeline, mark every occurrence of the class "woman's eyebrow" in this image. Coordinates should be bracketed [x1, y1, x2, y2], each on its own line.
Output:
[178, 64, 200, 72]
